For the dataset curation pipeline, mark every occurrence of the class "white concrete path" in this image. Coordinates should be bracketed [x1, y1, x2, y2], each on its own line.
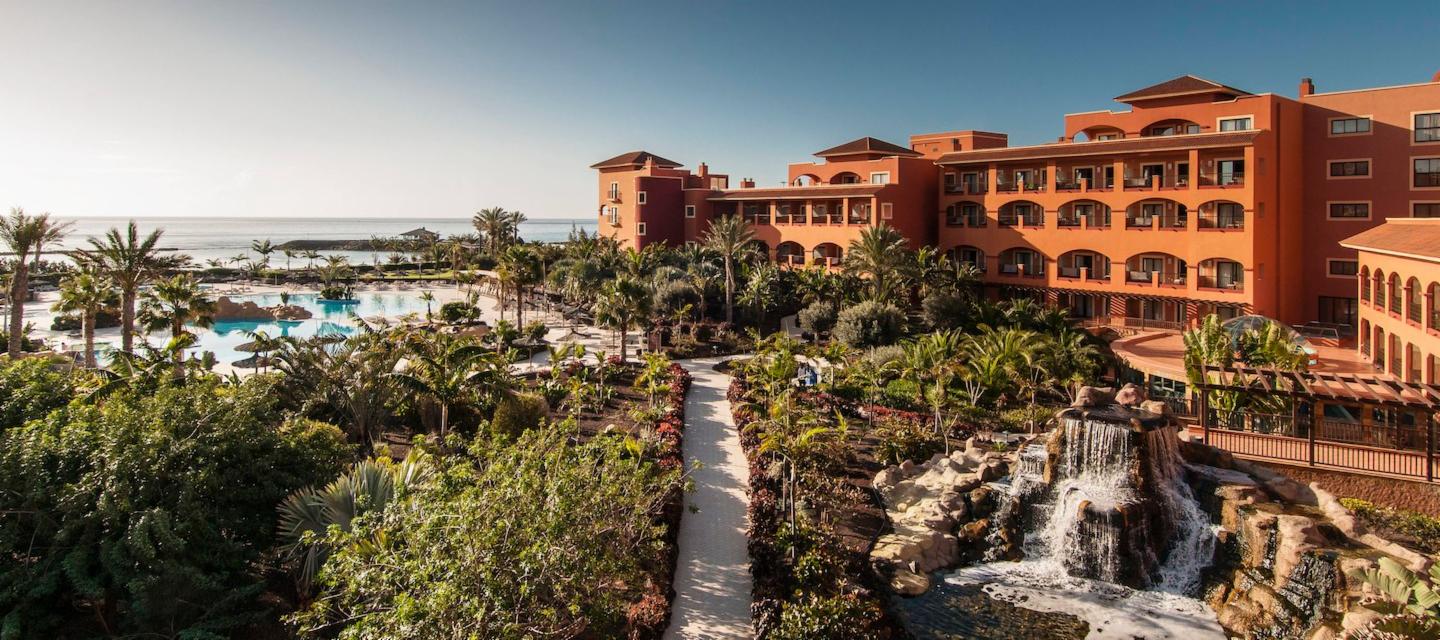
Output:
[664, 357, 753, 640]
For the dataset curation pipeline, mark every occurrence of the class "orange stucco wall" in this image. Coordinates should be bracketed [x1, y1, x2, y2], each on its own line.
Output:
[1353, 245, 1440, 383]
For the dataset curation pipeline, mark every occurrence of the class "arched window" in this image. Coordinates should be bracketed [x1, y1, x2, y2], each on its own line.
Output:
[1430, 283, 1440, 330]
[1407, 343, 1422, 382]
[1374, 326, 1386, 369]
[1198, 201, 1245, 230]
[1360, 267, 1371, 302]
[1407, 277, 1422, 322]
[999, 201, 1045, 227]
[1360, 319, 1371, 357]
[1390, 334, 1402, 376]
[775, 241, 805, 266]
[1374, 270, 1387, 309]
[1389, 274, 1402, 315]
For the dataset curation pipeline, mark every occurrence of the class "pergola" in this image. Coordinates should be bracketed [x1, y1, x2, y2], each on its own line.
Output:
[1194, 364, 1440, 481]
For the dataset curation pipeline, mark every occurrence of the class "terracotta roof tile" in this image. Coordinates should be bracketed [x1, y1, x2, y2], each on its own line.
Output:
[1341, 219, 1440, 262]
[936, 131, 1259, 165]
[589, 151, 683, 169]
[814, 137, 921, 158]
[1114, 75, 1251, 103]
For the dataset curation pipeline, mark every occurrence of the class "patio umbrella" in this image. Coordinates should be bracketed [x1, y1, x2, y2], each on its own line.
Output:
[233, 341, 263, 353]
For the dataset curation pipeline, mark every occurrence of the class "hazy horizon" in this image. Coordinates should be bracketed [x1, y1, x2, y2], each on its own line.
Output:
[4, 1, 1439, 220]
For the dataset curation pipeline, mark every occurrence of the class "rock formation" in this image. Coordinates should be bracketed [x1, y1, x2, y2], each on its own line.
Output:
[214, 296, 314, 322]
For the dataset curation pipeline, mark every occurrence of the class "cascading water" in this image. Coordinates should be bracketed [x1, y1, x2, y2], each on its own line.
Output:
[928, 405, 1226, 639]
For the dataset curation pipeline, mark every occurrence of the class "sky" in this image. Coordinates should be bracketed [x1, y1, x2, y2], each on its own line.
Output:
[1, 1, 1438, 220]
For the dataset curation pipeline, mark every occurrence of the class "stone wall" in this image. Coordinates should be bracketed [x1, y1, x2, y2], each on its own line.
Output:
[1255, 461, 1440, 517]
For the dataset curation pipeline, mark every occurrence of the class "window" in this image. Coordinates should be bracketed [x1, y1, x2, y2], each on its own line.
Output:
[710, 177, 728, 189]
[1217, 159, 1245, 185]
[813, 204, 828, 221]
[608, 182, 619, 200]
[1149, 123, 1200, 136]
[637, 191, 647, 205]
[1328, 203, 1370, 219]
[606, 206, 619, 225]
[1216, 202, 1244, 228]
[1095, 133, 1119, 141]
[1328, 260, 1359, 277]
[944, 173, 956, 188]
[636, 222, 646, 236]
[1329, 160, 1370, 177]
[1416, 113, 1440, 142]
[684, 205, 696, 218]
[1415, 158, 1440, 187]
[1331, 117, 1371, 135]
[1215, 261, 1244, 289]
[881, 203, 893, 220]
[869, 172, 890, 185]
[1416, 203, 1440, 218]
[1318, 296, 1358, 328]
[1219, 117, 1252, 132]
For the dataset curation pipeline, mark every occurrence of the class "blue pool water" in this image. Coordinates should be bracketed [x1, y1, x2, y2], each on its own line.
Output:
[189, 291, 435, 365]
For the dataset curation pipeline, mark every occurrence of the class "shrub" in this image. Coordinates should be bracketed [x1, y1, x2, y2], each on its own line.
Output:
[652, 280, 701, 317]
[1342, 498, 1440, 553]
[50, 307, 121, 331]
[921, 290, 969, 331]
[882, 379, 923, 410]
[997, 405, 1056, 433]
[874, 419, 944, 466]
[797, 300, 839, 336]
[832, 301, 905, 348]
[770, 593, 882, 640]
[0, 357, 77, 431]
[522, 320, 548, 343]
[490, 392, 550, 440]
[439, 300, 479, 323]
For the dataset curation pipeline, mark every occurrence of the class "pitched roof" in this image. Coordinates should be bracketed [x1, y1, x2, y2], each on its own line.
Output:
[400, 227, 439, 238]
[936, 130, 1259, 165]
[589, 151, 683, 170]
[814, 137, 922, 158]
[1114, 75, 1252, 103]
[708, 184, 886, 201]
[1340, 219, 1440, 263]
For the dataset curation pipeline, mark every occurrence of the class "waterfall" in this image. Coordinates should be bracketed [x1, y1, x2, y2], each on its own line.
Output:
[1146, 426, 1216, 594]
[1025, 417, 1137, 583]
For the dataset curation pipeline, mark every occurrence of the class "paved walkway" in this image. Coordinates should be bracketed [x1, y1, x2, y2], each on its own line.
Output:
[664, 357, 753, 640]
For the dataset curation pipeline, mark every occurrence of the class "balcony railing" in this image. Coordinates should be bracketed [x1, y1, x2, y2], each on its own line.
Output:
[999, 263, 1044, 278]
[946, 183, 988, 195]
[1058, 266, 1110, 281]
[1200, 173, 1246, 187]
[1198, 276, 1244, 291]
[1198, 215, 1245, 230]
[1127, 270, 1186, 286]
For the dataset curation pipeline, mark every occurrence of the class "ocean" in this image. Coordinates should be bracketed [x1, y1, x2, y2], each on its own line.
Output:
[41, 216, 598, 266]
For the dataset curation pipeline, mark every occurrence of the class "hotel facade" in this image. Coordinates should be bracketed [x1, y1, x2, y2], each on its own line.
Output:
[594, 73, 1440, 380]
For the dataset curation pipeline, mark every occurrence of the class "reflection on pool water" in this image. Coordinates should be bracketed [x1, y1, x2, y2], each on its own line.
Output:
[185, 292, 433, 365]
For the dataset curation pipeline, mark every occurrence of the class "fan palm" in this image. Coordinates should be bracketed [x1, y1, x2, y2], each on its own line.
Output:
[2, 208, 72, 356]
[386, 336, 501, 436]
[701, 214, 756, 325]
[52, 268, 118, 367]
[72, 221, 185, 352]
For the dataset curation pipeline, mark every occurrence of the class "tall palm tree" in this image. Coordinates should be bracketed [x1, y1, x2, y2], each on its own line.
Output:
[700, 214, 756, 325]
[74, 221, 185, 353]
[845, 223, 913, 302]
[139, 274, 218, 364]
[902, 330, 966, 450]
[1, 208, 72, 356]
[304, 249, 322, 272]
[473, 207, 519, 257]
[499, 245, 542, 327]
[52, 268, 118, 367]
[592, 276, 650, 362]
[283, 249, 296, 272]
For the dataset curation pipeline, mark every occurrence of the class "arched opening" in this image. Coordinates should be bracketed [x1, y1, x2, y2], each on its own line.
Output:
[1407, 343, 1422, 382]
[775, 241, 805, 266]
[1406, 277, 1422, 322]
[742, 202, 770, 225]
[998, 247, 1046, 278]
[945, 201, 985, 227]
[1198, 200, 1245, 230]
[1126, 199, 1187, 229]
[774, 202, 804, 224]
[1373, 325, 1386, 369]
[1125, 252, 1187, 286]
[1389, 334, 1402, 375]
[812, 242, 843, 267]
[1076, 126, 1124, 142]
[1429, 282, 1440, 330]
[946, 245, 985, 273]
[748, 240, 770, 261]
[831, 172, 861, 185]
[1430, 354, 1440, 385]
[1057, 250, 1111, 280]
[1057, 200, 1111, 228]
[998, 201, 1044, 227]
[1360, 267, 1371, 303]
[1141, 119, 1202, 137]
[1374, 270, 1386, 308]
[1388, 273, 1402, 315]
[1360, 319, 1371, 357]
[792, 174, 821, 186]
[1198, 258, 1245, 291]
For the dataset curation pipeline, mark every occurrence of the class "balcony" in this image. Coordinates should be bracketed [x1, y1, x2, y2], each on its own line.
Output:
[1126, 270, 1187, 287]
[1198, 276, 1245, 291]
[607, 190, 621, 203]
[1200, 172, 1246, 188]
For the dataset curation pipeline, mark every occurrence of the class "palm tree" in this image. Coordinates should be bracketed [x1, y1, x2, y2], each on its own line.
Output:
[304, 249, 321, 272]
[701, 214, 756, 325]
[473, 206, 521, 257]
[51, 268, 117, 367]
[387, 336, 503, 436]
[73, 221, 185, 353]
[739, 261, 781, 329]
[139, 274, 218, 364]
[499, 245, 541, 327]
[283, 249, 296, 272]
[845, 224, 913, 301]
[1, 208, 72, 357]
[419, 291, 435, 321]
[902, 330, 966, 451]
[592, 276, 650, 362]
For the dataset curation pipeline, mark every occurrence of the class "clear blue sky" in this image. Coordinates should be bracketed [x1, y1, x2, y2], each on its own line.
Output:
[1, 0, 1436, 219]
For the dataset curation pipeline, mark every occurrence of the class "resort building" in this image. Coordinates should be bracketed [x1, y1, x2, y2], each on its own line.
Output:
[1343, 218, 1440, 383]
[594, 72, 1440, 334]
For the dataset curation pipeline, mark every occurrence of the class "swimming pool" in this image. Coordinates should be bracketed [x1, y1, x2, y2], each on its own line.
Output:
[189, 291, 435, 365]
